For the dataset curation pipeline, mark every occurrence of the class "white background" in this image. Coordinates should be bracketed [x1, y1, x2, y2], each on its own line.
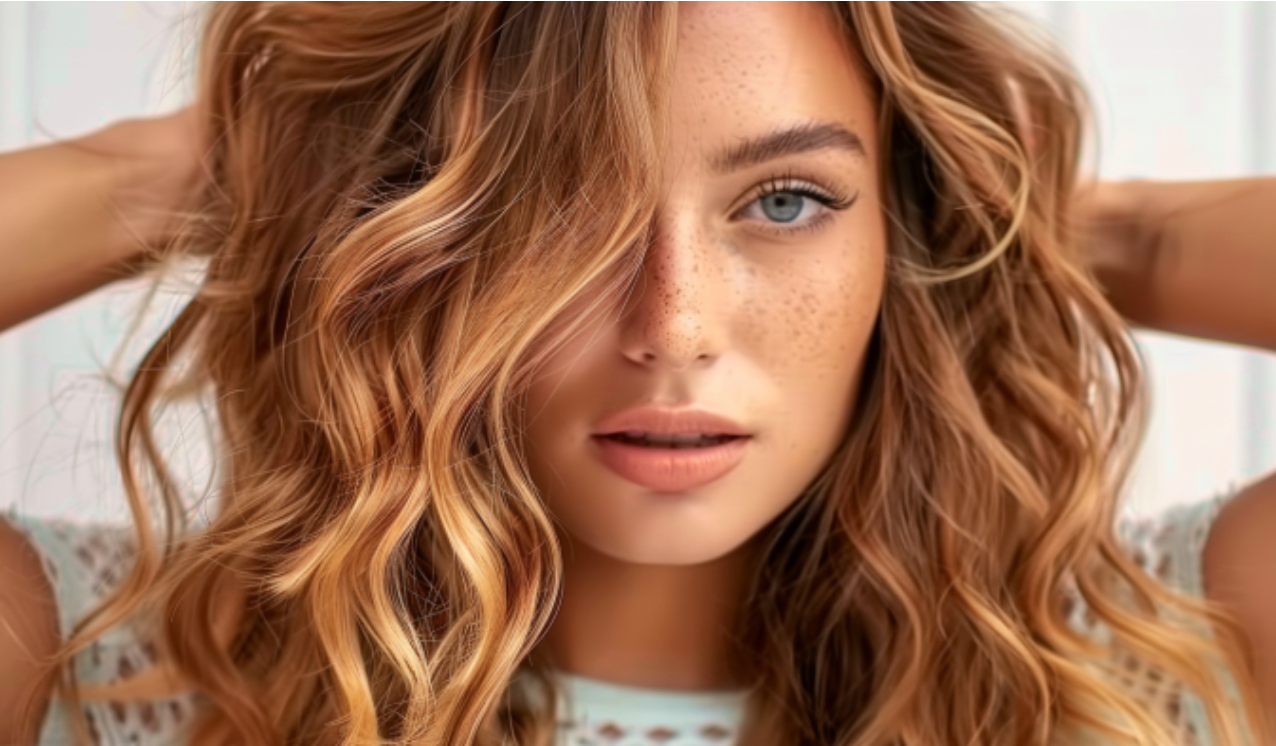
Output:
[1, 2, 1274, 524]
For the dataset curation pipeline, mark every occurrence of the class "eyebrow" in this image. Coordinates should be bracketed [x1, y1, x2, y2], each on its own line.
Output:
[709, 121, 868, 175]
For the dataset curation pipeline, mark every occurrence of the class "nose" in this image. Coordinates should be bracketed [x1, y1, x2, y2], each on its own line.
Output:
[617, 212, 730, 372]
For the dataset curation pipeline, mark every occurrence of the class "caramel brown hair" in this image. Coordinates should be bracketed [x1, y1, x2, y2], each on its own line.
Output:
[26, 3, 1270, 745]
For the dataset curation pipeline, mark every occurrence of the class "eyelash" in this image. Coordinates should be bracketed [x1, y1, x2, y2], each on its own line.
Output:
[736, 170, 859, 236]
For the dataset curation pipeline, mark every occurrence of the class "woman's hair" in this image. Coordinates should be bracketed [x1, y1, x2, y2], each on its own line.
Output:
[25, 2, 1272, 745]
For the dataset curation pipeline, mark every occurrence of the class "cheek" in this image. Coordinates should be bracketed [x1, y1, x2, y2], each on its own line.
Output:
[523, 338, 601, 445]
[520, 288, 626, 431]
[745, 236, 884, 462]
[745, 236, 884, 379]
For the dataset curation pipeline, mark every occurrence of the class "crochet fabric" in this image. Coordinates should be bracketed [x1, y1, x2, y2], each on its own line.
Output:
[2, 486, 1238, 746]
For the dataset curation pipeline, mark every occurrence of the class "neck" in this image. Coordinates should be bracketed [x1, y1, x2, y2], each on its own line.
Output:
[534, 534, 757, 691]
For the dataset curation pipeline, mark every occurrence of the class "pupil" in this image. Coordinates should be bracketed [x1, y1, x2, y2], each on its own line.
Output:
[761, 193, 802, 223]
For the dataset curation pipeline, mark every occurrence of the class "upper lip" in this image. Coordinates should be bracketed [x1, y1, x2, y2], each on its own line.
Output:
[592, 406, 752, 438]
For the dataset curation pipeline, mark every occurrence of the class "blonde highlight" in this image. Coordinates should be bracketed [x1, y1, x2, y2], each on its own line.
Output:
[25, 3, 1271, 746]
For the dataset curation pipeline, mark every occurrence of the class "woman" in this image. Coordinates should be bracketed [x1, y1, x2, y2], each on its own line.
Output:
[1, 2, 1275, 745]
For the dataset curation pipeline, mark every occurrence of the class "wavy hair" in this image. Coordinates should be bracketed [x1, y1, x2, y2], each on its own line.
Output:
[24, 2, 1271, 745]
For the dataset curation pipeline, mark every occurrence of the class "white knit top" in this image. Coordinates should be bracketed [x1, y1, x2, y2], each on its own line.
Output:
[2, 486, 1239, 746]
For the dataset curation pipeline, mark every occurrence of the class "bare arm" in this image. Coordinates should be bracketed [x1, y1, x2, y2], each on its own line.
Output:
[0, 108, 202, 334]
[1081, 176, 1276, 722]
[1080, 177, 1276, 353]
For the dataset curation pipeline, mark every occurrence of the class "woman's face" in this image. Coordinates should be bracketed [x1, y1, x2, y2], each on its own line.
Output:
[523, 1, 887, 565]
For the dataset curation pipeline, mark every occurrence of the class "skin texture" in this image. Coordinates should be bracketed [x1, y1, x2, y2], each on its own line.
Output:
[0, 520, 61, 744]
[0, 110, 202, 334]
[524, 2, 887, 690]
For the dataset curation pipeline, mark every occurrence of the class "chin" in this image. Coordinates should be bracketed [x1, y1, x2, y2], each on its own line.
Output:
[577, 527, 749, 567]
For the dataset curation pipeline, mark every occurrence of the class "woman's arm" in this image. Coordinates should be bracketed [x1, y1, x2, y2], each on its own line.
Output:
[0, 108, 202, 334]
[1083, 176, 1276, 720]
[1080, 177, 1276, 352]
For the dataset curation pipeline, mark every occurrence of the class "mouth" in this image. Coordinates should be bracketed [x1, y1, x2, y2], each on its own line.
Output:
[596, 432, 749, 449]
[590, 433, 752, 492]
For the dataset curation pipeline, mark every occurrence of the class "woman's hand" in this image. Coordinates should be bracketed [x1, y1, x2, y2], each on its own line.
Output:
[1072, 175, 1276, 352]
[0, 104, 206, 333]
[78, 105, 207, 265]
[1070, 178, 1160, 329]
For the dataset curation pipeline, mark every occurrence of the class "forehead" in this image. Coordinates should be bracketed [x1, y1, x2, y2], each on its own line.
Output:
[668, 2, 877, 162]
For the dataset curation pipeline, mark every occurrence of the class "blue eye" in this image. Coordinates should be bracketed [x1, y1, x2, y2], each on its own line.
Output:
[758, 192, 805, 223]
[736, 175, 857, 236]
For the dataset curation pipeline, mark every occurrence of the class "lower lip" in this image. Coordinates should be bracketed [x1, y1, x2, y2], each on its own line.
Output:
[590, 435, 751, 493]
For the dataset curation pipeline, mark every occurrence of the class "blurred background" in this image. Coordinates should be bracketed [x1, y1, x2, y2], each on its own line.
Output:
[0, 2, 1273, 523]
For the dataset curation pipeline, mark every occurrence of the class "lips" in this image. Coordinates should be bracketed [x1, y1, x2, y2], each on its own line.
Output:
[590, 405, 753, 492]
[593, 406, 751, 439]
[590, 434, 750, 492]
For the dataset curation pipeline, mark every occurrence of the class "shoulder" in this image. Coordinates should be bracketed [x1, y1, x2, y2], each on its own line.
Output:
[1200, 470, 1276, 696]
[0, 509, 139, 644]
[1112, 487, 1233, 601]
[1202, 470, 1276, 598]
[0, 511, 61, 744]
[0, 509, 198, 745]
